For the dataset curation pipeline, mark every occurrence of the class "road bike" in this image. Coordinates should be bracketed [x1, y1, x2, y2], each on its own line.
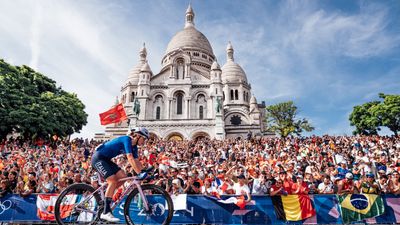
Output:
[54, 171, 174, 225]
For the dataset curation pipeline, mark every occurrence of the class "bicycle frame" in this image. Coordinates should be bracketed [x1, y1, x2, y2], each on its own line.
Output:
[73, 174, 150, 215]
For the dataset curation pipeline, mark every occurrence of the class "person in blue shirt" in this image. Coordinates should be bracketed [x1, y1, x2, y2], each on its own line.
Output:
[91, 127, 149, 222]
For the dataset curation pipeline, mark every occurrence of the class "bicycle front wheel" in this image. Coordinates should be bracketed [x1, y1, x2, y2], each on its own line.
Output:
[54, 183, 102, 225]
[124, 184, 174, 225]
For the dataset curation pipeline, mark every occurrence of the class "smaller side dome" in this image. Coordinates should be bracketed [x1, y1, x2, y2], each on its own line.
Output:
[125, 43, 148, 85]
[221, 62, 247, 83]
[221, 42, 247, 83]
[126, 64, 143, 85]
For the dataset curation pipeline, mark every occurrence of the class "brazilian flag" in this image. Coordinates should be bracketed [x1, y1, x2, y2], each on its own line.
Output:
[338, 194, 385, 223]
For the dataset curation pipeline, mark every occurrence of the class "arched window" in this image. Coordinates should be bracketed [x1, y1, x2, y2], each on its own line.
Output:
[131, 92, 135, 102]
[235, 90, 239, 100]
[230, 90, 234, 100]
[176, 59, 185, 79]
[199, 106, 204, 119]
[243, 92, 246, 101]
[177, 93, 183, 115]
[141, 90, 144, 96]
[156, 107, 161, 120]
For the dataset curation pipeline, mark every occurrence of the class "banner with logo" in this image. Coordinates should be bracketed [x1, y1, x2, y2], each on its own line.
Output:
[1, 194, 400, 224]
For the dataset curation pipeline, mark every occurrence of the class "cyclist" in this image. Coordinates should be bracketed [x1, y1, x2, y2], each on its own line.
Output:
[91, 127, 149, 222]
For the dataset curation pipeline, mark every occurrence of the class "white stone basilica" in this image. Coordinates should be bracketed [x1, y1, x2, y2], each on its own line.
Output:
[99, 4, 266, 141]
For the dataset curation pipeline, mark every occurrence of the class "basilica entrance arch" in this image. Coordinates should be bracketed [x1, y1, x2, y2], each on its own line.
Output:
[166, 132, 184, 141]
[192, 132, 210, 140]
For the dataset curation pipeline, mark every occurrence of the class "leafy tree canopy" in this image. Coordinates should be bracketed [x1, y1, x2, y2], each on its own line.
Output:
[265, 101, 314, 138]
[349, 93, 400, 136]
[0, 59, 88, 140]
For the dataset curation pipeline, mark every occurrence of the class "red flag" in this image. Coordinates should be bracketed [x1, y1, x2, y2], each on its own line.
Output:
[99, 103, 127, 125]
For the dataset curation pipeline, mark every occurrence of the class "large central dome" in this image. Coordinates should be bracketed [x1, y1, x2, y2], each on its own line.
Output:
[166, 26, 214, 55]
[164, 4, 214, 56]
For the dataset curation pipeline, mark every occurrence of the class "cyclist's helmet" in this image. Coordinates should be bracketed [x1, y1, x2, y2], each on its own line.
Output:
[129, 127, 149, 139]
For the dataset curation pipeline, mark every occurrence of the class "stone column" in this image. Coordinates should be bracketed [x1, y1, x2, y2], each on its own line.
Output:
[167, 97, 173, 119]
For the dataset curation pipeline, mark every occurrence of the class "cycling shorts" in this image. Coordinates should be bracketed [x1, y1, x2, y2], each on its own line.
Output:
[91, 151, 121, 179]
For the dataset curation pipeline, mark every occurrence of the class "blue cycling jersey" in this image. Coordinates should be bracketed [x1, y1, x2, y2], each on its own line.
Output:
[96, 136, 138, 159]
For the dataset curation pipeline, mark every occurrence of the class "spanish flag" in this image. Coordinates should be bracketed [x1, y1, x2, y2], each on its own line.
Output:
[271, 195, 316, 221]
[99, 103, 127, 125]
[338, 194, 385, 223]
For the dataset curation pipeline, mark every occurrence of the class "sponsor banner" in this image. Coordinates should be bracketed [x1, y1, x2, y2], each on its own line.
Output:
[1, 194, 400, 224]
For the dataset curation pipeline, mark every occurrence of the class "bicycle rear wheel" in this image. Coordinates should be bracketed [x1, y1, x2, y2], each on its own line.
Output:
[54, 183, 102, 225]
[124, 184, 174, 225]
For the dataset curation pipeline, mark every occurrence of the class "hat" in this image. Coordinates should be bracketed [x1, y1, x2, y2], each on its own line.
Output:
[296, 174, 303, 179]
[345, 173, 353, 179]
[378, 170, 386, 174]
[366, 173, 375, 178]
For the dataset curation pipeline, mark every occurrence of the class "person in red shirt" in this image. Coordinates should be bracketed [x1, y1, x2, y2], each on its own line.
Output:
[291, 175, 309, 194]
[270, 179, 288, 196]
[278, 171, 293, 194]
[338, 173, 355, 194]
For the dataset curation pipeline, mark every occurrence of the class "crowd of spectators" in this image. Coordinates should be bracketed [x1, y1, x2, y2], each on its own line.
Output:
[1, 135, 400, 199]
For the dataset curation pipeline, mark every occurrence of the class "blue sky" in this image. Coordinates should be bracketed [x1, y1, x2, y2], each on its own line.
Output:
[1, 0, 399, 138]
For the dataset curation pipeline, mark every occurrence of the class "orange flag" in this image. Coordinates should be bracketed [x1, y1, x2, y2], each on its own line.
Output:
[99, 103, 127, 125]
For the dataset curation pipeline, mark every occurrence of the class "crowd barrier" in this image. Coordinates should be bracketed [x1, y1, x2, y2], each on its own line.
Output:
[1, 194, 400, 224]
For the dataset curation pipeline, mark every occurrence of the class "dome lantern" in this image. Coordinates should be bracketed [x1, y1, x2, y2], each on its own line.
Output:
[185, 3, 195, 28]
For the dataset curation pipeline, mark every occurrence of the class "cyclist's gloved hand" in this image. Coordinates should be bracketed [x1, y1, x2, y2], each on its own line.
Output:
[137, 171, 148, 180]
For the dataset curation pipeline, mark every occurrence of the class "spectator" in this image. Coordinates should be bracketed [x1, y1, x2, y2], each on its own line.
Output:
[378, 175, 389, 194]
[171, 178, 184, 195]
[252, 172, 270, 195]
[39, 173, 54, 193]
[270, 179, 288, 196]
[292, 175, 309, 194]
[0, 179, 11, 197]
[318, 176, 334, 194]
[338, 173, 355, 194]
[359, 173, 380, 194]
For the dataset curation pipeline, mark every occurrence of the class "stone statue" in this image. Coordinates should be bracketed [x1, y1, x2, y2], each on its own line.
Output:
[215, 96, 222, 113]
[133, 98, 140, 115]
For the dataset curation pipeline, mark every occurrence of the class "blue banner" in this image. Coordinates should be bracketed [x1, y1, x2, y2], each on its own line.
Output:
[1, 194, 400, 224]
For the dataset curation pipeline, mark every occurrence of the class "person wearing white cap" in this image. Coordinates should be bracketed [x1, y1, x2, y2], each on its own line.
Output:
[170, 178, 184, 196]
[338, 173, 355, 194]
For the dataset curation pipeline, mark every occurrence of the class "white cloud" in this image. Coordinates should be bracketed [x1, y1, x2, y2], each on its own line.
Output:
[29, 4, 42, 70]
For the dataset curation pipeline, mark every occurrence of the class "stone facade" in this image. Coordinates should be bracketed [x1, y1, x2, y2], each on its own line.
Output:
[100, 4, 266, 141]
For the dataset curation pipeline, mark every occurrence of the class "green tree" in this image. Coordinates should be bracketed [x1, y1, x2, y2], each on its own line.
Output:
[265, 101, 314, 138]
[349, 93, 400, 136]
[349, 101, 380, 135]
[0, 59, 88, 140]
